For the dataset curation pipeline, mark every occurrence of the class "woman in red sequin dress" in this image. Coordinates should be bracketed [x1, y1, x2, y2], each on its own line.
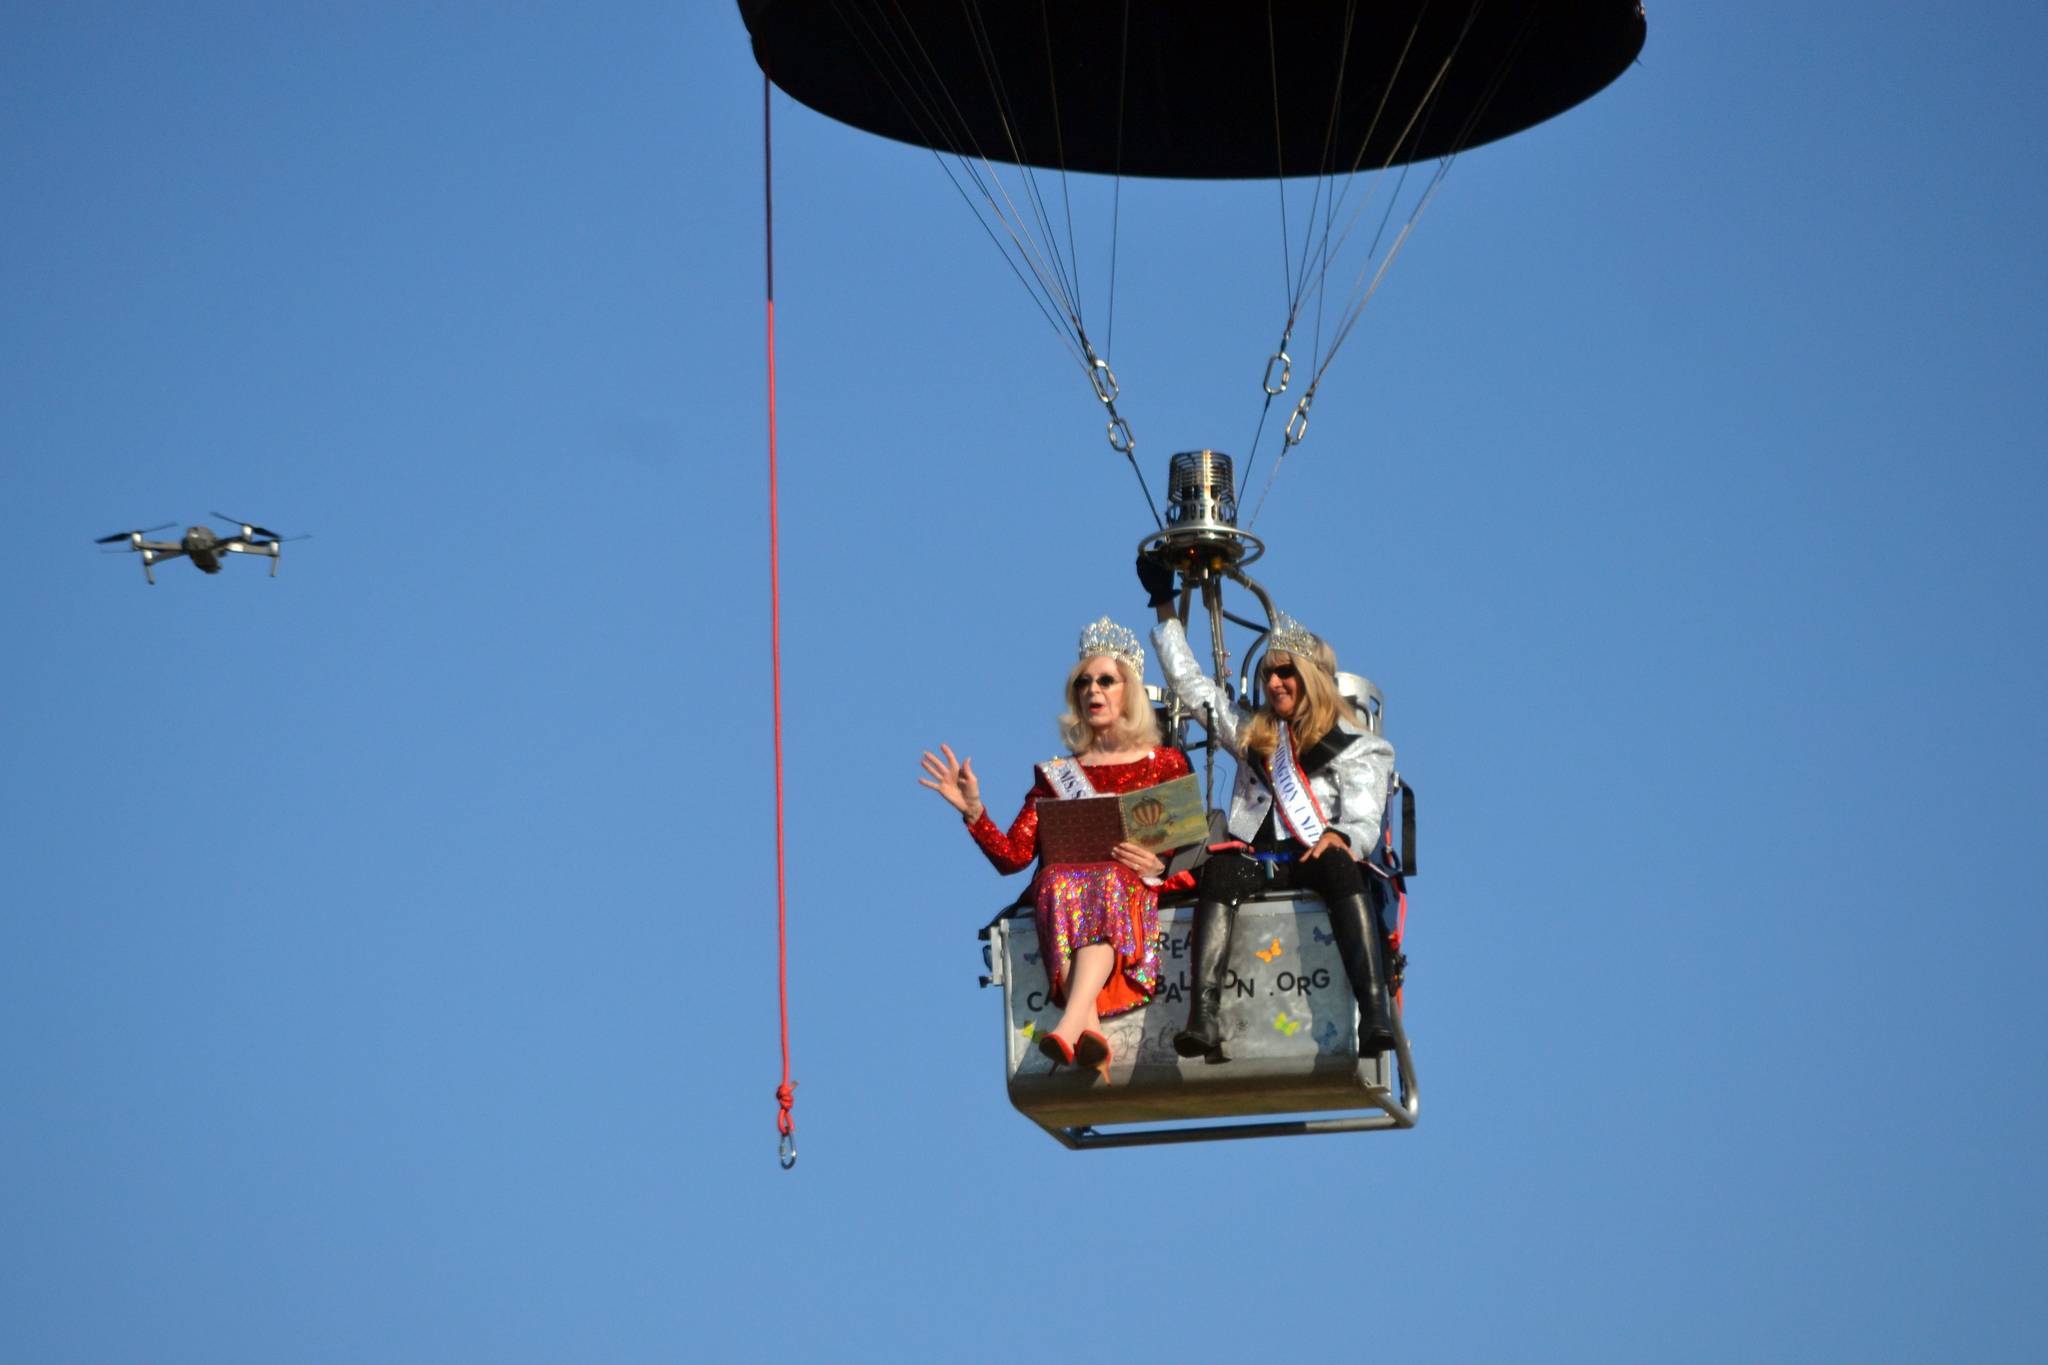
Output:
[921, 618, 1191, 1075]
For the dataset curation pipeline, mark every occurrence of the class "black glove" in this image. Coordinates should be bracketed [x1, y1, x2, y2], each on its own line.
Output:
[1136, 554, 1178, 607]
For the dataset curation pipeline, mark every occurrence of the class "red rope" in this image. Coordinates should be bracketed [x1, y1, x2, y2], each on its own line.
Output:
[764, 73, 796, 1169]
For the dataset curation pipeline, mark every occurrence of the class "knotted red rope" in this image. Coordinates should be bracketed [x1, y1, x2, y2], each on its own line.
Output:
[764, 73, 796, 1170]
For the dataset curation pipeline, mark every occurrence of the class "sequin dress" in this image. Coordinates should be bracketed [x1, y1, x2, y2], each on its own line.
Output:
[967, 747, 1193, 1018]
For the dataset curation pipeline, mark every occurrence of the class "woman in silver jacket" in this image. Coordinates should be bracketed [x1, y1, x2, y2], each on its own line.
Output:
[1146, 584, 1398, 1061]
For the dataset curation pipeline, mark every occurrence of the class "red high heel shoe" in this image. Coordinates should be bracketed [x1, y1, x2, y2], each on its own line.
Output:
[1037, 1031, 1076, 1067]
[1074, 1029, 1113, 1078]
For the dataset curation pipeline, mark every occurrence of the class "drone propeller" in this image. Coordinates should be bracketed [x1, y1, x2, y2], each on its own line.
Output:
[211, 511, 281, 540]
[94, 522, 176, 544]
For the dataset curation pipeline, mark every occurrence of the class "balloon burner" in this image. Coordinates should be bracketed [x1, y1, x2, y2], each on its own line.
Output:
[1143, 449, 1263, 568]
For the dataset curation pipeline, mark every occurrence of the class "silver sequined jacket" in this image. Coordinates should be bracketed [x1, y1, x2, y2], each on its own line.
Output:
[1153, 617, 1396, 855]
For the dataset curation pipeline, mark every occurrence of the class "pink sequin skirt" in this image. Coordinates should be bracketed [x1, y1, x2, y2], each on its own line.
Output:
[1035, 862, 1163, 1018]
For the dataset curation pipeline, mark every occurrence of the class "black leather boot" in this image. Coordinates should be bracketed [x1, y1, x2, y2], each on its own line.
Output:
[1173, 898, 1235, 1062]
[1325, 891, 1396, 1055]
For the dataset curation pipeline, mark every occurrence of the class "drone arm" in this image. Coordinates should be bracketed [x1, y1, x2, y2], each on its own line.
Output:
[216, 538, 282, 576]
[138, 542, 184, 585]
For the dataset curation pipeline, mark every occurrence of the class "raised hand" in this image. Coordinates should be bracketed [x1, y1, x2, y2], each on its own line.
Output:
[1135, 553, 1177, 607]
[918, 743, 982, 819]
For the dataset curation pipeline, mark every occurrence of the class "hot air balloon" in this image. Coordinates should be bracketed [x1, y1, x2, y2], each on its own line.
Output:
[744, 1, 1643, 1146]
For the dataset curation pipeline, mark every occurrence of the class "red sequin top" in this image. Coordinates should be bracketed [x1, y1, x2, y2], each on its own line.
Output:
[967, 747, 1195, 881]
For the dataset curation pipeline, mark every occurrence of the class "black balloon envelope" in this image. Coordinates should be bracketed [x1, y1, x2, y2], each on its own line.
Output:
[739, 1, 1646, 179]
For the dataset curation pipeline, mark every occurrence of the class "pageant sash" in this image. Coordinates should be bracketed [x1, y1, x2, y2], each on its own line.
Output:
[1267, 722, 1330, 846]
[1038, 757, 1099, 802]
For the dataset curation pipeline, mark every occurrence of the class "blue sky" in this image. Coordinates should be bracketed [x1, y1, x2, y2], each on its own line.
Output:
[5, 4, 2045, 1360]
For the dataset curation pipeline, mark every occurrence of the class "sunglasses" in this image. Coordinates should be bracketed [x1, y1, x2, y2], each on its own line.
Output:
[1073, 672, 1122, 693]
[1264, 663, 1300, 684]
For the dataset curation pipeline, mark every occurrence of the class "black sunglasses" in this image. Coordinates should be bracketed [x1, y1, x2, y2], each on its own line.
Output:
[1073, 672, 1122, 692]
[1264, 663, 1300, 684]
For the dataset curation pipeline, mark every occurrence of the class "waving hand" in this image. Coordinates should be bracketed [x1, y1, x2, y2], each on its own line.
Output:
[919, 743, 983, 821]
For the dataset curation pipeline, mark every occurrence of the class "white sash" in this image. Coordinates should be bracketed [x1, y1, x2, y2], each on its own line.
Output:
[1038, 757, 1099, 802]
[1267, 723, 1329, 846]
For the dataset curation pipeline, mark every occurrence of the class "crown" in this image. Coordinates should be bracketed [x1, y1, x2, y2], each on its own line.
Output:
[1266, 610, 1319, 662]
[1078, 616, 1144, 672]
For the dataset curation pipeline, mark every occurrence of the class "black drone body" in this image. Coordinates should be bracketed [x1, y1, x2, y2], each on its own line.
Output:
[96, 514, 306, 585]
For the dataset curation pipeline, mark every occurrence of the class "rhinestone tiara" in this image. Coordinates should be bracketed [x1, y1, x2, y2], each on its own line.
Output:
[1266, 610, 1319, 662]
[1077, 616, 1144, 672]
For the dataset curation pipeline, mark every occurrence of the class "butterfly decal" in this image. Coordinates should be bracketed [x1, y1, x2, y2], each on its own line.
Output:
[1255, 938, 1284, 963]
[1273, 1010, 1301, 1036]
[1312, 926, 1335, 945]
[1316, 1020, 1338, 1050]
[1024, 951, 1041, 965]
[1018, 1020, 1037, 1040]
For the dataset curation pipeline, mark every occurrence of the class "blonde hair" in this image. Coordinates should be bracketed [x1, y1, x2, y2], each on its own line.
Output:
[1058, 655, 1162, 755]
[1242, 649, 1351, 760]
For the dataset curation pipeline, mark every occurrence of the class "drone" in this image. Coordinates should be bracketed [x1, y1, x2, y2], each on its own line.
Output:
[95, 513, 306, 585]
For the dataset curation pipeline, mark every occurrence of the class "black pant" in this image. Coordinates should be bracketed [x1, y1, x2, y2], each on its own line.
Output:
[1196, 845, 1368, 908]
[1192, 848, 1394, 1049]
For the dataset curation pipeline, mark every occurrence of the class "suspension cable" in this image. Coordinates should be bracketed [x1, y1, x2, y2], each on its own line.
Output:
[829, 0, 1161, 527]
[1243, 0, 1534, 526]
[1294, 2, 1536, 401]
[1104, 0, 1129, 362]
